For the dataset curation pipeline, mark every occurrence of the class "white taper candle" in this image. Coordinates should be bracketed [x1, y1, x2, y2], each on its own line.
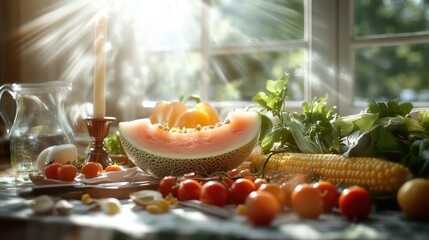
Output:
[93, 14, 107, 118]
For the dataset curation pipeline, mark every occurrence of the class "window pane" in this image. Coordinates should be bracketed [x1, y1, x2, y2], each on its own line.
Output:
[141, 52, 203, 101]
[354, 43, 429, 102]
[209, 49, 305, 101]
[210, 0, 304, 45]
[354, 0, 429, 36]
[114, 0, 202, 49]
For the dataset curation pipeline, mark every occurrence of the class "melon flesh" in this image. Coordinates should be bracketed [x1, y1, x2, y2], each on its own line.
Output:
[119, 111, 261, 177]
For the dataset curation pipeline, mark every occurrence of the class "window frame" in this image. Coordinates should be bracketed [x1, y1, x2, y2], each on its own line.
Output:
[338, 0, 429, 115]
[195, 0, 340, 114]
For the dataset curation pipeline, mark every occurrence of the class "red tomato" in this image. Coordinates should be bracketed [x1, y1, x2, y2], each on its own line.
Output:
[313, 181, 339, 212]
[339, 186, 372, 221]
[199, 181, 229, 207]
[258, 183, 286, 208]
[245, 191, 281, 226]
[221, 176, 235, 189]
[178, 179, 202, 201]
[229, 178, 256, 205]
[44, 162, 63, 180]
[81, 162, 102, 178]
[159, 176, 178, 197]
[291, 183, 324, 219]
[57, 164, 78, 181]
[254, 178, 267, 190]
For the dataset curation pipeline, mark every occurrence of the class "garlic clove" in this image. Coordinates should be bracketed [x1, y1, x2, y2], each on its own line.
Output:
[130, 190, 163, 207]
[30, 195, 55, 215]
[55, 199, 74, 215]
[98, 198, 122, 215]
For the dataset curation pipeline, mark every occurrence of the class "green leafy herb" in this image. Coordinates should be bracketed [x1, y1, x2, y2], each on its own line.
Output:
[253, 76, 429, 178]
[104, 131, 126, 155]
[335, 99, 429, 177]
[253, 74, 339, 154]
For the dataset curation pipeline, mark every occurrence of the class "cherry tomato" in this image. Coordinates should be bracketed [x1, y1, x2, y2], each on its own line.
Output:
[291, 183, 324, 219]
[313, 181, 339, 212]
[229, 178, 256, 205]
[239, 169, 255, 182]
[81, 162, 102, 178]
[221, 176, 235, 189]
[57, 164, 78, 181]
[159, 176, 178, 197]
[105, 164, 122, 172]
[397, 178, 429, 221]
[178, 179, 202, 201]
[200, 181, 229, 207]
[227, 168, 241, 178]
[280, 181, 296, 208]
[258, 183, 286, 208]
[254, 178, 267, 190]
[183, 172, 204, 179]
[339, 186, 372, 221]
[245, 191, 281, 226]
[278, 174, 310, 208]
[44, 162, 63, 180]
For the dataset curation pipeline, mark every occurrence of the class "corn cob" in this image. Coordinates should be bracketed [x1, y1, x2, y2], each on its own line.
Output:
[250, 152, 413, 193]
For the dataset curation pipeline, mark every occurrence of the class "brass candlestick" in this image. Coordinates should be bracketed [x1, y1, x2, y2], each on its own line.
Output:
[84, 117, 116, 168]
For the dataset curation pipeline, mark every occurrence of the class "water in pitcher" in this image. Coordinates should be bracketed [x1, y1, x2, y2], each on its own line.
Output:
[10, 134, 69, 181]
[0, 81, 75, 182]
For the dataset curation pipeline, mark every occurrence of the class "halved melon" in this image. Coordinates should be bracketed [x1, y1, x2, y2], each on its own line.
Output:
[119, 111, 261, 178]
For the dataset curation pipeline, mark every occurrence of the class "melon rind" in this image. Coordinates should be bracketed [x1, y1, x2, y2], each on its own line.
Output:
[120, 134, 258, 178]
[119, 111, 261, 178]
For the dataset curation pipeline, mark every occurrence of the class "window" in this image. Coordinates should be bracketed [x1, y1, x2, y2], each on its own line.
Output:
[138, 0, 307, 113]
[339, 0, 429, 114]
[1, 0, 429, 130]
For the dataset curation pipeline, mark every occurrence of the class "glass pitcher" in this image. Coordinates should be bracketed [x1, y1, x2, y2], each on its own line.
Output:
[0, 81, 75, 181]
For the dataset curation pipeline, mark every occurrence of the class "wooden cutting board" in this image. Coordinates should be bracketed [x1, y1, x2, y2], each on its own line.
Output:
[18, 181, 160, 199]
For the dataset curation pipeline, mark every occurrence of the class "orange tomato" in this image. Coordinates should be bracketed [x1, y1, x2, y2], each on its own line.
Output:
[291, 183, 324, 219]
[253, 178, 267, 189]
[105, 164, 123, 172]
[81, 162, 102, 178]
[245, 191, 281, 226]
[44, 162, 63, 180]
[57, 164, 78, 181]
[258, 183, 286, 208]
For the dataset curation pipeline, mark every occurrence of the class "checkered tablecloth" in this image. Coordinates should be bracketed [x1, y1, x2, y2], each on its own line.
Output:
[1, 176, 428, 240]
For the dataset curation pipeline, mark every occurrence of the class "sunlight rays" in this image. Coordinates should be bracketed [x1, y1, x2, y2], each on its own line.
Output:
[7, 0, 305, 125]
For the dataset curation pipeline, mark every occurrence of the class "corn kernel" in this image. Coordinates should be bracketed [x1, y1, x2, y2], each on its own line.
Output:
[146, 204, 161, 214]
[251, 152, 413, 193]
[236, 204, 247, 215]
[157, 199, 170, 213]
[81, 194, 93, 205]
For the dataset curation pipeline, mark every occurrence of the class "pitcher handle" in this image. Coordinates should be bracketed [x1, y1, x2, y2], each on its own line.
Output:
[0, 84, 13, 133]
